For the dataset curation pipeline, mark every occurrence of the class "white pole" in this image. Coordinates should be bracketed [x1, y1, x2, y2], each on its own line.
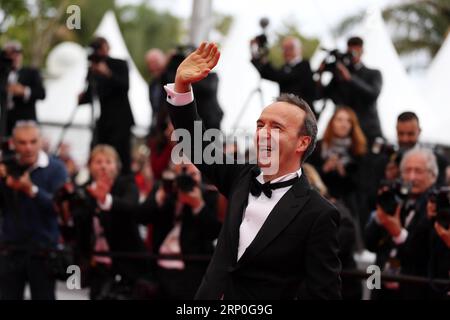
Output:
[189, 0, 213, 46]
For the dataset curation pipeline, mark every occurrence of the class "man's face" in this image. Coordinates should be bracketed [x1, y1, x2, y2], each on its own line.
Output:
[347, 45, 363, 64]
[146, 52, 166, 77]
[13, 127, 41, 167]
[397, 120, 420, 150]
[256, 102, 310, 175]
[5, 48, 23, 70]
[89, 152, 118, 181]
[282, 39, 300, 64]
[97, 42, 110, 59]
[401, 154, 435, 195]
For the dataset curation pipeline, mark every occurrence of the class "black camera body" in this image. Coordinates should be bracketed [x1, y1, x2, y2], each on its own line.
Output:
[320, 49, 354, 73]
[377, 179, 412, 214]
[87, 41, 106, 64]
[54, 182, 91, 210]
[251, 17, 270, 60]
[176, 167, 197, 193]
[429, 187, 450, 228]
[0, 139, 30, 179]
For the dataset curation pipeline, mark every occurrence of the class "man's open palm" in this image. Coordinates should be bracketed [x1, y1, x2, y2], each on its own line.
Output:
[175, 42, 220, 92]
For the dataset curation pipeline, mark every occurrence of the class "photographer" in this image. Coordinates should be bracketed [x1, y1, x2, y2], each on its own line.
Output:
[0, 121, 67, 300]
[0, 41, 45, 136]
[318, 37, 382, 147]
[109, 162, 222, 299]
[251, 36, 316, 117]
[364, 148, 438, 299]
[78, 37, 134, 174]
[427, 187, 450, 299]
[57, 145, 149, 300]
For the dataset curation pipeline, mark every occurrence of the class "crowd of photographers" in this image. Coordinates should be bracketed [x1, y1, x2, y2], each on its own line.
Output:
[0, 30, 449, 300]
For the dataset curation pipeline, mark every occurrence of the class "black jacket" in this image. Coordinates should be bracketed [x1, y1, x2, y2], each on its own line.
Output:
[364, 192, 432, 299]
[6, 67, 45, 134]
[322, 64, 383, 143]
[80, 57, 135, 129]
[251, 59, 316, 110]
[73, 176, 147, 280]
[168, 100, 342, 300]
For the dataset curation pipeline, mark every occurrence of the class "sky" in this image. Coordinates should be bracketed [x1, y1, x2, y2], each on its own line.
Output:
[117, 0, 397, 39]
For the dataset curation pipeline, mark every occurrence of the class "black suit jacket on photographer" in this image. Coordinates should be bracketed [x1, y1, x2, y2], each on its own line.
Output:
[167, 100, 342, 300]
[6, 67, 45, 135]
[251, 58, 316, 110]
[80, 57, 135, 130]
[364, 191, 432, 299]
[322, 64, 383, 144]
[74, 175, 147, 280]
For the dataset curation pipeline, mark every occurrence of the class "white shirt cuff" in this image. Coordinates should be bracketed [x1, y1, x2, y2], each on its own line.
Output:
[23, 86, 31, 102]
[164, 83, 194, 106]
[98, 193, 113, 211]
[393, 228, 408, 245]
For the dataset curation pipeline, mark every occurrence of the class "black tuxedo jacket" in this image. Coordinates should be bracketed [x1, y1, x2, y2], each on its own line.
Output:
[322, 64, 383, 143]
[6, 67, 45, 134]
[251, 59, 316, 109]
[167, 101, 342, 300]
[80, 57, 135, 129]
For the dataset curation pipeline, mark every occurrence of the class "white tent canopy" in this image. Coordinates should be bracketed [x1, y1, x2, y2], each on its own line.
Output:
[424, 32, 450, 144]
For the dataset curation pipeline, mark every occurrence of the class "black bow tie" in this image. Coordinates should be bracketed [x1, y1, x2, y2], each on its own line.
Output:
[250, 174, 299, 198]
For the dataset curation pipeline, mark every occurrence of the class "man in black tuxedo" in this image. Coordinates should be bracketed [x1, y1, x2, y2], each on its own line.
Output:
[251, 36, 317, 118]
[319, 36, 383, 147]
[164, 42, 341, 299]
[79, 37, 134, 174]
[1, 41, 45, 136]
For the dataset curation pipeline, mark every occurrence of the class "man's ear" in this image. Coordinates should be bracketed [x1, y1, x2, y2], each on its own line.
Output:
[296, 136, 311, 153]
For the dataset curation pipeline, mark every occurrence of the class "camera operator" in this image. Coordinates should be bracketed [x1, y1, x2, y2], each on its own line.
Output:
[318, 37, 382, 147]
[251, 36, 317, 117]
[0, 121, 67, 300]
[56, 145, 149, 300]
[0, 41, 45, 136]
[107, 162, 222, 299]
[364, 148, 438, 299]
[78, 37, 135, 175]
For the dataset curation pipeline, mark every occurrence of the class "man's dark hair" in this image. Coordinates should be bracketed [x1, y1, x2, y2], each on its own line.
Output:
[397, 111, 419, 124]
[275, 93, 317, 163]
[90, 36, 109, 51]
[347, 36, 364, 47]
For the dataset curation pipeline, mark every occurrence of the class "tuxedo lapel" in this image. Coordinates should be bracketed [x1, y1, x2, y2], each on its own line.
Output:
[227, 169, 252, 266]
[235, 174, 311, 269]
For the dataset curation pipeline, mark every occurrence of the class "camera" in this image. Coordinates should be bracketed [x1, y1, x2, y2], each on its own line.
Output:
[0, 49, 13, 74]
[429, 187, 450, 228]
[376, 179, 412, 214]
[161, 167, 197, 194]
[87, 40, 106, 64]
[54, 182, 91, 210]
[371, 137, 397, 156]
[320, 48, 354, 73]
[0, 139, 30, 179]
[176, 166, 197, 193]
[251, 17, 270, 60]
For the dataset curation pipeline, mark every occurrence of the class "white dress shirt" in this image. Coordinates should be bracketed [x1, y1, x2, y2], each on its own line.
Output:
[237, 168, 302, 260]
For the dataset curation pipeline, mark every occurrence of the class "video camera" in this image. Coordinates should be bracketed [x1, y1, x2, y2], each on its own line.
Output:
[376, 179, 412, 214]
[429, 187, 450, 228]
[320, 48, 354, 73]
[251, 17, 270, 60]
